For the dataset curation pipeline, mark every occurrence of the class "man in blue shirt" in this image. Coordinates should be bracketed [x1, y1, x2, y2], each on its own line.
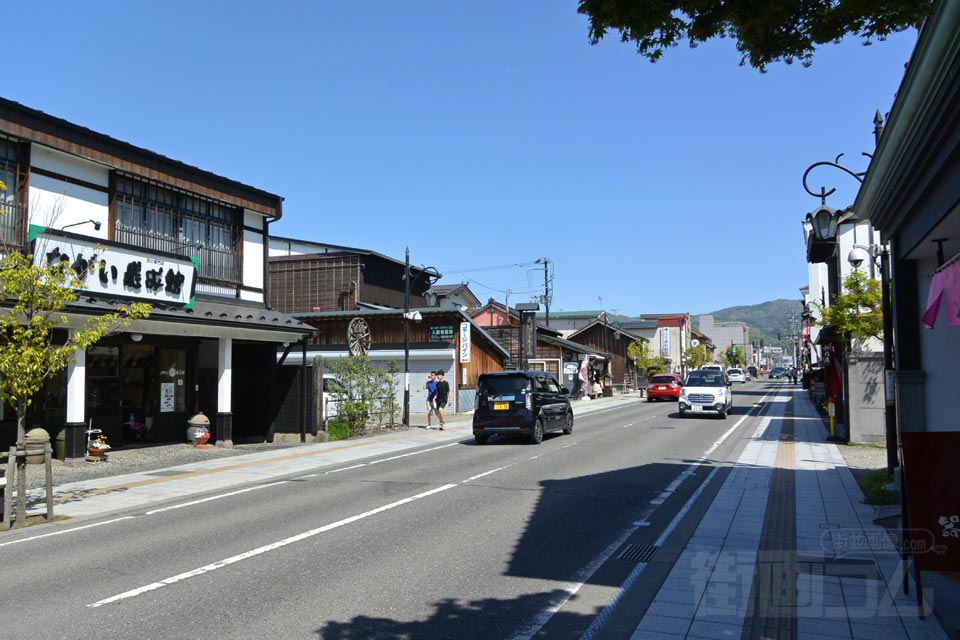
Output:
[424, 372, 438, 428]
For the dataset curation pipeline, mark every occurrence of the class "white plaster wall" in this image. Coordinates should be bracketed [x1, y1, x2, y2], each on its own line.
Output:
[29, 147, 109, 238]
[918, 255, 960, 431]
[242, 210, 264, 291]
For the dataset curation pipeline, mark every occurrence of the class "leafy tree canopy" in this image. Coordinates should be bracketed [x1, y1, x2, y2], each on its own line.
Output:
[683, 343, 709, 371]
[815, 269, 882, 342]
[627, 338, 667, 376]
[578, 0, 933, 70]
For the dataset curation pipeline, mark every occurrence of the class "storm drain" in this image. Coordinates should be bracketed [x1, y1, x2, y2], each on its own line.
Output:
[618, 544, 660, 562]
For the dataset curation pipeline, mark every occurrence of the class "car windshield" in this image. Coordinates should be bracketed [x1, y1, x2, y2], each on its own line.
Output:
[478, 376, 529, 398]
[686, 373, 723, 386]
[650, 375, 675, 384]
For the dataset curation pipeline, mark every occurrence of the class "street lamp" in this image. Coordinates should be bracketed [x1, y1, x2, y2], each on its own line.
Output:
[402, 247, 440, 427]
[61, 219, 101, 232]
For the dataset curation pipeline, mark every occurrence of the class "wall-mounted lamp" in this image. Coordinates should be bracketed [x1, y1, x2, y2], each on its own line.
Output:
[61, 219, 102, 232]
[130, 333, 143, 343]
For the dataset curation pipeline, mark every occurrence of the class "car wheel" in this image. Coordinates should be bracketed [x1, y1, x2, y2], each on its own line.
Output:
[718, 409, 727, 419]
[562, 411, 574, 435]
[475, 434, 489, 445]
[530, 419, 544, 444]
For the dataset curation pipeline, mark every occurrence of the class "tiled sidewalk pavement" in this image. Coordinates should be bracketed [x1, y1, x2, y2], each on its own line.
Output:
[630, 395, 784, 639]
[630, 388, 949, 640]
[792, 392, 946, 640]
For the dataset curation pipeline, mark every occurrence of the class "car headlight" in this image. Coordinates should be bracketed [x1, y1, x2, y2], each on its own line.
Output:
[717, 388, 725, 398]
[679, 388, 687, 398]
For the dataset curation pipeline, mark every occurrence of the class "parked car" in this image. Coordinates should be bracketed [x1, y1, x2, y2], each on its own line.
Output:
[473, 370, 573, 445]
[679, 369, 733, 418]
[727, 368, 747, 383]
[646, 373, 683, 401]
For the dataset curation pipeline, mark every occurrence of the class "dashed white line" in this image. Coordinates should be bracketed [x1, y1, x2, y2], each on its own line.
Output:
[0, 517, 137, 548]
[464, 466, 510, 482]
[89, 483, 459, 607]
[145, 482, 290, 515]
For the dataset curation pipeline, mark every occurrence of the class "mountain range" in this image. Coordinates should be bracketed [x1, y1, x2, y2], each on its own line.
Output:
[693, 299, 805, 347]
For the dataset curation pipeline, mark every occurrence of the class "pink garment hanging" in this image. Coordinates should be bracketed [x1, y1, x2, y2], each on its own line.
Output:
[922, 260, 960, 328]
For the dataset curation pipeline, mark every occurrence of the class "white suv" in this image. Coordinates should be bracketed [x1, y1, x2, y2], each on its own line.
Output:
[727, 368, 747, 383]
[679, 369, 733, 419]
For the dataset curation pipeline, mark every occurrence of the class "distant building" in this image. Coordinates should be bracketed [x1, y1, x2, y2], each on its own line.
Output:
[698, 315, 750, 362]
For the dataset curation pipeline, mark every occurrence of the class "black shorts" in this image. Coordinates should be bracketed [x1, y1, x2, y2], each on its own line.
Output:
[436, 400, 447, 409]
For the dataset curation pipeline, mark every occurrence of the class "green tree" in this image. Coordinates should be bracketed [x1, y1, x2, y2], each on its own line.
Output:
[325, 355, 399, 436]
[724, 345, 745, 366]
[0, 251, 151, 447]
[627, 338, 667, 377]
[682, 343, 709, 371]
[815, 269, 883, 343]
[578, 0, 932, 70]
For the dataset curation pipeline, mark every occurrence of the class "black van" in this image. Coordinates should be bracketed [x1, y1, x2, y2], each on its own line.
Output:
[473, 370, 573, 445]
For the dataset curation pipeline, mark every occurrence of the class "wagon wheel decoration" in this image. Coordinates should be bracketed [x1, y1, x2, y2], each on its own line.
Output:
[347, 317, 371, 356]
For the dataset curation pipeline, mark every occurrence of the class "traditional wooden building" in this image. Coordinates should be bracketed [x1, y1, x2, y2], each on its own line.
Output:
[471, 300, 611, 393]
[271, 308, 509, 438]
[268, 237, 437, 312]
[567, 319, 647, 392]
[0, 98, 313, 457]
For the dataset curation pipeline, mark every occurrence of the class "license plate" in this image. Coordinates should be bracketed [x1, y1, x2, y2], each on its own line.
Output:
[691, 405, 703, 412]
[494, 402, 510, 411]
[658, 386, 665, 390]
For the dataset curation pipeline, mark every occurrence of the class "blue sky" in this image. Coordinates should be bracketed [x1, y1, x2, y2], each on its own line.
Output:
[5, 1, 917, 316]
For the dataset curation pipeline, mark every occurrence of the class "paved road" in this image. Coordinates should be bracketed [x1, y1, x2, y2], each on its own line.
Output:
[0, 382, 775, 639]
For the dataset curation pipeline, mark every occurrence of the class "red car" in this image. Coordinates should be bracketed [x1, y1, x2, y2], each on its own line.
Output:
[646, 373, 683, 401]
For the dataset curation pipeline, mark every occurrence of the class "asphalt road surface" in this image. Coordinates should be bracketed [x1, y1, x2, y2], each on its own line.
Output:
[0, 381, 779, 640]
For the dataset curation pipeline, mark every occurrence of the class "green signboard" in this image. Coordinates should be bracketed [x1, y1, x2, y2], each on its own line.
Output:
[430, 325, 455, 341]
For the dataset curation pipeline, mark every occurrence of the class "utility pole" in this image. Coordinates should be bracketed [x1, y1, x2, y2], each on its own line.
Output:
[536, 257, 551, 326]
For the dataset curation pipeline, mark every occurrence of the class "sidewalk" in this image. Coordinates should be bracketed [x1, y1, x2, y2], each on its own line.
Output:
[18, 391, 643, 519]
[631, 386, 954, 640]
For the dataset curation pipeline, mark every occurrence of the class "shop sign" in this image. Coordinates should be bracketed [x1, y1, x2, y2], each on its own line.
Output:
[663, 327, 671, 357]
[30, 226, 197, 308]
[430, 325, 455, 341]
[459, 322, 471, 363]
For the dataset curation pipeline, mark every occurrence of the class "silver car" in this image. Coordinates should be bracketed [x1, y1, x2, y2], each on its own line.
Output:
[679, 370, 734, 419]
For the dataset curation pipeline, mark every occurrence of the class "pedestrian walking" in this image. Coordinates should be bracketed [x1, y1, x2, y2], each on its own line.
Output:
[434, 370, 450, 430]
[424, 372, 438, 428]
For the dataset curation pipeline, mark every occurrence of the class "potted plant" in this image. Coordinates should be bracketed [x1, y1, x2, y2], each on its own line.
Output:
[87, 434, 111, 457]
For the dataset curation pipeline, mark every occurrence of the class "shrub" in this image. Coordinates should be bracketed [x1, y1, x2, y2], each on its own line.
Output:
[857, 469, 900, 506]
[326, 419, 350, 441]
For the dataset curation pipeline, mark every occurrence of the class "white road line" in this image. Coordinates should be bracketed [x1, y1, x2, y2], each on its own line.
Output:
[144, 482, 290, 515]
[508, 532, 635, 640]
[576, 390, 779, 640]
[324, 464, 367, 475]
[0, 517, 137, 548]
[368, 442, 459, 464]
[463, 466, 510, 482]
[89, 483, 459, 607]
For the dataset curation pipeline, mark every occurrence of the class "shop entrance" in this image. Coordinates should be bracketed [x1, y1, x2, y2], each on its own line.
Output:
[86, 342, 192, 446]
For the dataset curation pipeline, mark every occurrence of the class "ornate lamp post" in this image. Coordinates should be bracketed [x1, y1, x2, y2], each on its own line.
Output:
[401, 248, 440, 427]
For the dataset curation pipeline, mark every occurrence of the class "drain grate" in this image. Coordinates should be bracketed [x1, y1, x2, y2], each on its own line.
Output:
[619, 544, 660, 562]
